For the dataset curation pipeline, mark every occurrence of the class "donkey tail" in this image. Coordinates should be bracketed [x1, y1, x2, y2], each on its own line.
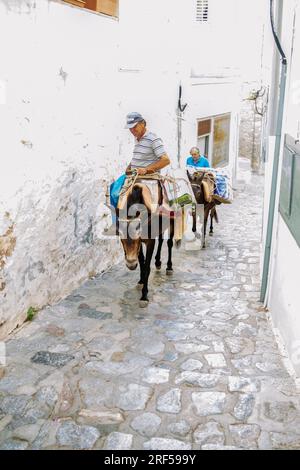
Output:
[175, 239, 182, 249]
[212, 207, 219, 224]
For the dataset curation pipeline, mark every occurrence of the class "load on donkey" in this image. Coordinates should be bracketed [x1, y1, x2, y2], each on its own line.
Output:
[116, 172, 190, 307]
[187, 164, 233, 248]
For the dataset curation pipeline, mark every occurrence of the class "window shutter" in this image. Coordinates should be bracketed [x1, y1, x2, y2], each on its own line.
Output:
[63, 0, 118, 17]
[85, 0, 118, 16]
[198, 119, 211, 136]
[65, 0, 86, 7]
[196, 0, 209, 23]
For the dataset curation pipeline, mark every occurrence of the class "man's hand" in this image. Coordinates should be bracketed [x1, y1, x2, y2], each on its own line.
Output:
[136, 168, 147, 176]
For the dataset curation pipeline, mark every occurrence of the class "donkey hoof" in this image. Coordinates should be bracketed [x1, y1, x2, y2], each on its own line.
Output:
[209, 232, 213, 237]
[202, 243, 206, 249]
[166, 269, 173, 276]
[155, 264, 162, 271]
[136, 283, 143, 290]
[139, 299, 149, 308]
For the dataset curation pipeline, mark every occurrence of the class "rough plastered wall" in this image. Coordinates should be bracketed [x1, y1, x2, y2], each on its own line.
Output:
[238, 83, 264, 172]
[0, 0, 242, 338]
[0, 0, 124, 338]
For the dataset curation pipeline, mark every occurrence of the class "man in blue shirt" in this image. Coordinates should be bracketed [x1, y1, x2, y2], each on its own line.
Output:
[186, 147, 210, 168]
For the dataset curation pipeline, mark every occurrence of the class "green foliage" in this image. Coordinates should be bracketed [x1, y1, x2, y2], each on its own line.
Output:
[26, 306, 38, 322]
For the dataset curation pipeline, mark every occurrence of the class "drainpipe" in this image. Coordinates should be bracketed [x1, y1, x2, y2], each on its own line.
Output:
[260, 0, 287, 303]
[177, 83, 187, 166]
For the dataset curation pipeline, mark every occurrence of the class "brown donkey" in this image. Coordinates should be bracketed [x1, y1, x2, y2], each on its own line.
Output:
[117, 182, 175, 307]
[187, 171, 219, 248]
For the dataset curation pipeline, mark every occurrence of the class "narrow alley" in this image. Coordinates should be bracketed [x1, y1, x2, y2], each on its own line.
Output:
[1, 172, 300, 450]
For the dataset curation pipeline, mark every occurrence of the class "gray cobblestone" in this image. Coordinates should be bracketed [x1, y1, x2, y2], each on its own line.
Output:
[1, 174, 300, 449]
[130, 413, 161, 437]
[156, 389, 182, 414]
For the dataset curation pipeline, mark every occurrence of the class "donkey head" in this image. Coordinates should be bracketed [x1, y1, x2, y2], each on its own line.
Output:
[118, 185, 150, 271]
[187, 170, 205, 185]
[187, 170, 206, 204]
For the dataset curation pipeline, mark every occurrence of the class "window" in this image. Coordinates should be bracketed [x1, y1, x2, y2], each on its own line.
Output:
[279, 134, 300, 248]
[63, 0, 119, 17]
[196, 113, 231, 167]
[212, 114, 231, 167]
[196, 0, 209, 23]
[197, 119, 211, 157]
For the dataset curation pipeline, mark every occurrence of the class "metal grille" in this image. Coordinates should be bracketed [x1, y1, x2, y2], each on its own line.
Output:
[196, 0, 209, 22]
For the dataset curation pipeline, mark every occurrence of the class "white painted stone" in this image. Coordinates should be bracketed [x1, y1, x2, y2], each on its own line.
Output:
[105, 432, 133, 450]
[130, 413, 161, 437]
[180, 359, 203, 371]
[233, 322, 257, 337]
[192, 392, 226, 416]
[167, 420, 191, 437]
[233, 394, 255, 421]
[229, 424, 260, 448]
[144, 438, 191, 450]
[193, 422, 225, 446]
[78, 409, 124, 424]
[175, 343, 210, 354]
[12, 424, 42, 442]
[228, 376, 260, 393]
[205, 354, 227, 368]
[142, 367, 170, 384]
[115, 384, 152, 411]
[56, 421, 100, 449]
[175, 372, 220, 388]
[202, 444, 241, 450]
[213, 341, 225, 353]
[157, 389, 181, 414]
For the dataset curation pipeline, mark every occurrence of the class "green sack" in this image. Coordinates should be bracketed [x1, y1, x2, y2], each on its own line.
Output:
[169, 193, 193, 207]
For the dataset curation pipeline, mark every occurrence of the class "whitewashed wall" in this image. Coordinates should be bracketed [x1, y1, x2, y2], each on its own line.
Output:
[0, 0, 244, 338]
[265, 0, 300, 375]
[269, 217, 300, 376]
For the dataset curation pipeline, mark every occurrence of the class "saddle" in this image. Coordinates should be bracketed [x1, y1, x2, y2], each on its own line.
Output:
[202, 172, 216, 203]
[190, 170, 216, 203]
[117, 175, 190, 241]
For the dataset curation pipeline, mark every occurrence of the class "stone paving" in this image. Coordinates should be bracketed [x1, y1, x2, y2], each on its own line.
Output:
[1, 173, 300, 450]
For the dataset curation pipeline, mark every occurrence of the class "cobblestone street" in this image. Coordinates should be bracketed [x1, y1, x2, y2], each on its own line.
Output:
[1, 173, 300, 450]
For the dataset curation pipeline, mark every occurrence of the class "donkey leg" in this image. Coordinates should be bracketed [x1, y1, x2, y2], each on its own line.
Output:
[195, 205, 203, 239]
[140, 240, 155, 307]
[155, 235, 163, 270]
[166, 221, 174, 275]
[137, 245, 145, 289]
[209, 212, 214, 236]
[192, 207, 197, 234]
[202, 206, 209, 248]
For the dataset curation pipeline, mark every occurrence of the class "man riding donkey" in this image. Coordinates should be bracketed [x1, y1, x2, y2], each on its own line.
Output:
[186, 147, 232, 247]
[105, 112, 170, 235]
[104, 112, 182, 306]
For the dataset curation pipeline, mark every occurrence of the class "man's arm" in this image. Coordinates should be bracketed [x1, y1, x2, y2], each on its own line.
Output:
[136, 154, 170, 176]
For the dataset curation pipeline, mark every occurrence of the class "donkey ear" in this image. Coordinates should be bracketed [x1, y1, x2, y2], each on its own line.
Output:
[135, 184, 153, 212]
[141, 185, 153, 212]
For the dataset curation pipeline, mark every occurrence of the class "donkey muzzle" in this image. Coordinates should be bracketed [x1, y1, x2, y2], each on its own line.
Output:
[126, 260, 138, 271]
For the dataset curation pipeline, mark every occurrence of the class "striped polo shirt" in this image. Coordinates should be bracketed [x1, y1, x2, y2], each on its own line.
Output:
[130, 131, 166, 169]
